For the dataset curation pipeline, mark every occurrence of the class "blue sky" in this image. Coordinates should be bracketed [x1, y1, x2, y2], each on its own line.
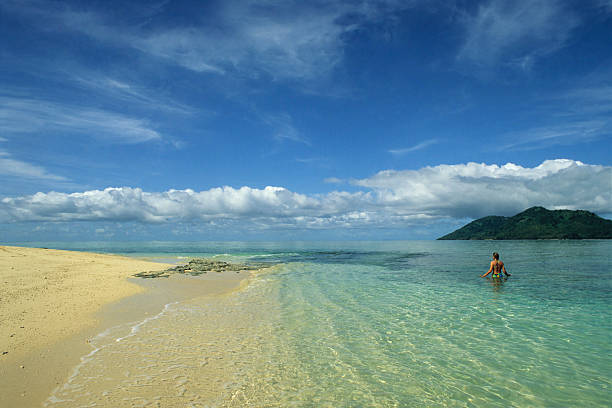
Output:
[1, 0, 611, 241]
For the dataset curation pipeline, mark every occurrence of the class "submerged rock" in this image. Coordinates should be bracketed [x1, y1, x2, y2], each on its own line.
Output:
[134, 258, 267, 278]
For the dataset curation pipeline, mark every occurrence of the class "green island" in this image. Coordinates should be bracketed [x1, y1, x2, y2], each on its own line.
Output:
[438, 206, 612, 240]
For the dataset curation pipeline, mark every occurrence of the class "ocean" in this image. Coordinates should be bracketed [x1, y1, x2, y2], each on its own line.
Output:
[26, 240, 610, 407]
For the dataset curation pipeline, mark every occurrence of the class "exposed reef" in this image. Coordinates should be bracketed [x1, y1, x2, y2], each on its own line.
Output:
[134, 258, 268, 278]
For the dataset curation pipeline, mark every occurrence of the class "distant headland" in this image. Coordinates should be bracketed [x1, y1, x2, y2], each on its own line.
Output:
[438, 206, 612, 240]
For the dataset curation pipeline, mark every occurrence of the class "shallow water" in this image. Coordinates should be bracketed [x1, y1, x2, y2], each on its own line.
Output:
[36, 241, 611, 407]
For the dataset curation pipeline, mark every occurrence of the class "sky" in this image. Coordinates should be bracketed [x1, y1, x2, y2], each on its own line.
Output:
[0, 0, 611, 241]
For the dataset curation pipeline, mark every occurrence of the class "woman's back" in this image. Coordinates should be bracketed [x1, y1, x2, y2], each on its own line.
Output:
[492, 260, 503, 277]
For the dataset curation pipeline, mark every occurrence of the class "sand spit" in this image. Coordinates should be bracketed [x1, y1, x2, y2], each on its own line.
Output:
[0, 246, 253, 407]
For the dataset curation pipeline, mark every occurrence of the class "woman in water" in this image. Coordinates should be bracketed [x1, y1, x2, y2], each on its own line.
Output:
[480, 252, 511, 278]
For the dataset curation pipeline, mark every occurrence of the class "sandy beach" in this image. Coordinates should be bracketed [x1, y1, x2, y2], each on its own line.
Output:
[0, 246, 251, 407]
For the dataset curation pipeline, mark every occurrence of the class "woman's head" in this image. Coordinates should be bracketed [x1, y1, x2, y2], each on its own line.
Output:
[493, 252, 499, 260]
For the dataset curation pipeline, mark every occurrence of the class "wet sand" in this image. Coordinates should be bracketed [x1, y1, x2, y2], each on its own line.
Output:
[0, 246, 250, 407]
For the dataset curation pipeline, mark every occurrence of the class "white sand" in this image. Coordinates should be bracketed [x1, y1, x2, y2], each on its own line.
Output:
[0, 246, 251, 407]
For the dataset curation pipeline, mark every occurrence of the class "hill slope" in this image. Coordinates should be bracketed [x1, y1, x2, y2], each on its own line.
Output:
[438, 207, 612, 240]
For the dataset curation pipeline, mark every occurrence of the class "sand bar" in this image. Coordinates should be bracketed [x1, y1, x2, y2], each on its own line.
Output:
[0, 245, 251, 407]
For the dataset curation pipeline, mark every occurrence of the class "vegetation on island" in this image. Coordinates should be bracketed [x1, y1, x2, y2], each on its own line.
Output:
[438, 206, 612, 240]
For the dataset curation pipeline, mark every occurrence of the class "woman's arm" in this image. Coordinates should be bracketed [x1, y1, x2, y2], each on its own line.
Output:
[502, 263, 511, 277]
[480, 262, 493, 278]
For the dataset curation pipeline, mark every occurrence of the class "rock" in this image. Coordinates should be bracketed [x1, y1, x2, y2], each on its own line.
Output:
[134, 258, 269, 278]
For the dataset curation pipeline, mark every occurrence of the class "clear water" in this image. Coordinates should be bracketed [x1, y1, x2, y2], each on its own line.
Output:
[26, 240, 611, 407]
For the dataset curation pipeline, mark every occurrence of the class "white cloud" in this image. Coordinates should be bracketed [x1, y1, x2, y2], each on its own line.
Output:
[500, 121, 610, 151]
[457, 0, 579, 68]
[1, 160, 609, 228]
[2, 0, 346, 80]
[129, 0, 414, 81]
[502, 82, 612, 151]
[260, 112, 309, 145]
[0, 150, 67, 181]
[71, 75, 194, 115]
[389, 139, 439, 155]
[561, 85, 612, 116]
[2, 0, 414, 82]
[0, 97, 162, 144]
[354, 159, 611, 218]
[0, 186, 352, 223]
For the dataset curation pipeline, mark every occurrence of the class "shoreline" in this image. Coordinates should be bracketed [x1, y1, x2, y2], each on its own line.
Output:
[0, 245, 252, 407]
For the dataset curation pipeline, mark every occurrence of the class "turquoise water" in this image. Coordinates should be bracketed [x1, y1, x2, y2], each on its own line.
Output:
[25, 240, 611, 407]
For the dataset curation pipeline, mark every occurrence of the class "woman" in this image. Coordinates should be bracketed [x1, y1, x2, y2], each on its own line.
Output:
[480, 252, 511, 278]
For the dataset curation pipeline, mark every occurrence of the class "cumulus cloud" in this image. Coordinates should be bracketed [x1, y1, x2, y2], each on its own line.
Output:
[354, 159, 611, 218]
[0, 186, 357, 223]
[1, 160, 609, 228]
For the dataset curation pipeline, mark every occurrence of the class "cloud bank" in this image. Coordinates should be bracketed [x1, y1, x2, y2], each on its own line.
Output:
[354, 159, 610, 219]
[1, 160, 609, 230]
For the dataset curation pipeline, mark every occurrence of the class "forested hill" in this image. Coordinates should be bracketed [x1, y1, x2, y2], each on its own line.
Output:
[438, 207, 612, 240]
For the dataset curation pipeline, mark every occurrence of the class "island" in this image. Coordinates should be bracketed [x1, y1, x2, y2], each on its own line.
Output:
[438, 206, 612, 240]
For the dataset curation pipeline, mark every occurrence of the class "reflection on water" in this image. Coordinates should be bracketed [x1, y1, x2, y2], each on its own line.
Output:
[486, 276, 508, 292]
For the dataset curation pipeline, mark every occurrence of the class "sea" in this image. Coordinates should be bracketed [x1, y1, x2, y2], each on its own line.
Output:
[17, 240, 611, 407]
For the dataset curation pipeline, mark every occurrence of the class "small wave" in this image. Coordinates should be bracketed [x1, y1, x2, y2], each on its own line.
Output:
[45, 301, 179, 407]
